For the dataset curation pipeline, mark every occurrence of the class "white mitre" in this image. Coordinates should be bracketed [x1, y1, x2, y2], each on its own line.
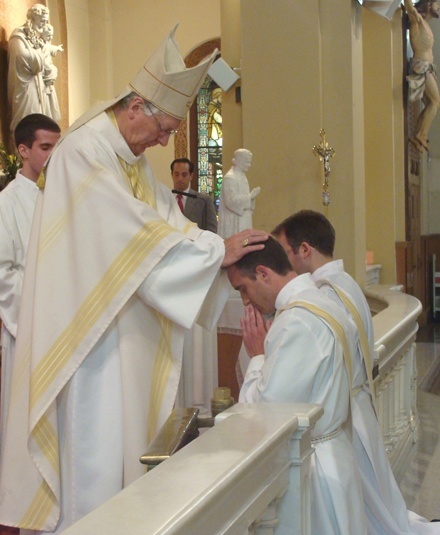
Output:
[67, 24, 217, 134]
[129, 24, 215, 119]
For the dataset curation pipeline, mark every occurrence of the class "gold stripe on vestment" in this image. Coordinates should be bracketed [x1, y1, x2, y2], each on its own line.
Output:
[277, 300, 353, 388]
[117, 155, 156, 208]
[20, 480, 56, 530]
[30, 219, 173, 410]
[148, 313, 174, 441]
[33, 414, 59, 475]
[319, 280, 376, 409]
[40, 171, 97, 255]
[183, 220, 197, 233]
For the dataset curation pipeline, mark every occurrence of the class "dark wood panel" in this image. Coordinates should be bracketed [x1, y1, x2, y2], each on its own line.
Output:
[217, 333, 242, 403]
[420, 234, 440, 325]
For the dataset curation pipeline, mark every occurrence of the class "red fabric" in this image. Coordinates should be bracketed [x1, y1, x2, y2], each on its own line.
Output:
[176, 194, 184, 213]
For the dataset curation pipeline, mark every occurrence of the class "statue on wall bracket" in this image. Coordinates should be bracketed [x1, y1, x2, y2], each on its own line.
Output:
[7, 4, 63, 133]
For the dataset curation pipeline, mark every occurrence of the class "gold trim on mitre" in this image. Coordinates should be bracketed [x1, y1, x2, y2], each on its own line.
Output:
[129, 24, 218, 119]
[60, 25, 217, 141]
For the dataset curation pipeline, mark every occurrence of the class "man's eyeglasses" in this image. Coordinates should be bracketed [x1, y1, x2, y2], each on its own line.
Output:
[145, 102, 178, 136]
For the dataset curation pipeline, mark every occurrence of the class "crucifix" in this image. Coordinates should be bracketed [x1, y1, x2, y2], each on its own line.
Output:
[313, 129, 335, 207]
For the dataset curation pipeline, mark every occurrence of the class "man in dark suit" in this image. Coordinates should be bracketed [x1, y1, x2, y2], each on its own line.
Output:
[171, 158, 217, 233]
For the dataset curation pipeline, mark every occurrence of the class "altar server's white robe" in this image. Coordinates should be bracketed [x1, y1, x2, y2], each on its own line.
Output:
[0, 112, 229, 534]
[0, 172, 38, 444]
[313, 260, 440, 534]
[240, 273, 367, 535]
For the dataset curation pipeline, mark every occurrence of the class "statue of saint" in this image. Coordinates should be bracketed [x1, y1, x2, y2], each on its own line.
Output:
[7, 4, 61, 132]
[41, 24, 63, 122]
[218, 149, 261, 239]
[405, 0, 440, 152]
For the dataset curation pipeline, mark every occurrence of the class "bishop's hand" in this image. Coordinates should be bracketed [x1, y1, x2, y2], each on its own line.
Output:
[221, 229, 269, 268]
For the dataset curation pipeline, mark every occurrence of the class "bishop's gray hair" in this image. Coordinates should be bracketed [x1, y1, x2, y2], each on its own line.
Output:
[118, 91, 161, 116]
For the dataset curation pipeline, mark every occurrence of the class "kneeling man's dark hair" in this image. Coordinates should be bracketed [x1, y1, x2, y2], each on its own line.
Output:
[235, 236, 292, 279]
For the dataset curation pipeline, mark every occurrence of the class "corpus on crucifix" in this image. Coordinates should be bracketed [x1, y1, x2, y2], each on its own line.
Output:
[313, 129, 335, 207]
[404, 0, 440, 153]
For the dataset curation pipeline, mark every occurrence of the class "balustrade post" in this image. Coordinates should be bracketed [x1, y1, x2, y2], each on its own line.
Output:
[394, 359, 404, 438]
[251, 497, 283, 535]
[383, 374, 392, 452]
[409, 343, 419, 441]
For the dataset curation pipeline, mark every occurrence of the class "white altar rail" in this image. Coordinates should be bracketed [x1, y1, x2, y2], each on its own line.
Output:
[63, 403, 323, 535]
[366, 285, 422, 477]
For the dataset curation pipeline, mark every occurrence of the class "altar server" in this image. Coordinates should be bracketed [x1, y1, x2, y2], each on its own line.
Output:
[0, 113, 60, 445]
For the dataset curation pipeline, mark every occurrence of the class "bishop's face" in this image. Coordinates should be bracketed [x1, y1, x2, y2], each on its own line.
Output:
[121, 99, 181, 156]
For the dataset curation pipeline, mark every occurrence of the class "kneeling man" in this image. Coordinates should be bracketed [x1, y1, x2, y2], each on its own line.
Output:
[227, 237, 367, 535]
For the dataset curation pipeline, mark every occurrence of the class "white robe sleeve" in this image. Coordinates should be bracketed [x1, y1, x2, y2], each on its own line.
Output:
[238, 354, 265, 402]
[239, 314, 333, 405]
[0, 201, 22, 338]
[136, 230, 229, 330]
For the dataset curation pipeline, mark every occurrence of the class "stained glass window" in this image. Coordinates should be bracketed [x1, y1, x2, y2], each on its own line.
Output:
[196, 78, 222, 210]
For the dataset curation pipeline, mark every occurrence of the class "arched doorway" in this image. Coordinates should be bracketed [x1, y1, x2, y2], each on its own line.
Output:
[175, 38, 221, 207]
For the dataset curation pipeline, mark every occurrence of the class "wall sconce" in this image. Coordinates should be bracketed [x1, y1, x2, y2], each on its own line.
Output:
[208, 58, 240, 92]
[360, 0, 402, 20]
